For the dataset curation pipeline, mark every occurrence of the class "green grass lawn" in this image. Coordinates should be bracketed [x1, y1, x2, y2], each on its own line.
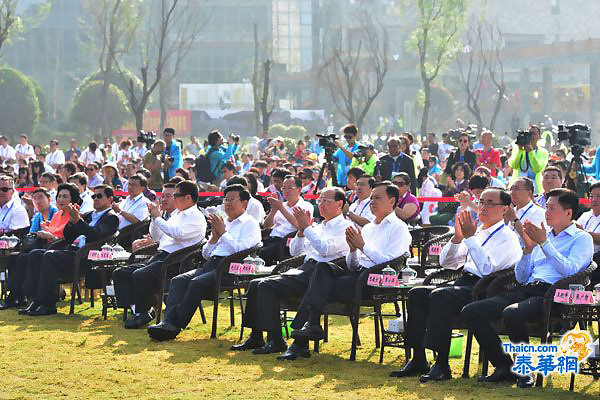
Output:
[0, 298, 598, 399]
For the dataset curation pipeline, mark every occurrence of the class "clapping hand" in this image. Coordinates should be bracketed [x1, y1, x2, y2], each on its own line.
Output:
[67, 203, 81, 223]
[112, 202, 122, 214]
[292, 207, 312, 231]
[147, 202, 161, 219]
[458, 209, 477, 239]
[504, 206, 517, 225]
[267, 193, 283, 211]
[454, 191, 471, 207]
[345, 226, 365, 251]
[523, 221, 547, 245]
[208, 213, 226, 237]
[21, 194, 34, 208]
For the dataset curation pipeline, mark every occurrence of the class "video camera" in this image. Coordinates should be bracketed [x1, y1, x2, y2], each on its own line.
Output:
[137, 130, 156, 149]
[557, 123, 591, 147]
[446, 128, 475, 146]
[515, 129, 531, 147]
[316, 133, 338, 161]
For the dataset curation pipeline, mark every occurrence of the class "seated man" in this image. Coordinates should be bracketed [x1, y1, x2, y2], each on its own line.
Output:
[232, 187, 351, 355]
[130, 182, 177, 252]
[283, 182, 411, 360]
[259, 175, 313, 265]
[204, 176, 265, 224]
[345, 175, 375, 228]
[68, 172, 94, 214]
[505, 177, 546, 248]
[535, 166, 563, 208]
[113, 174, 150, 230]
[19, 184, 119, 316]
[577, 181, 600, 285]
[147, 184, 261, 340]
[0, 175, 30, 234]
[462, 188, 594, 388]
[113, 180, 206, 329]
[390, 188, 522, 382]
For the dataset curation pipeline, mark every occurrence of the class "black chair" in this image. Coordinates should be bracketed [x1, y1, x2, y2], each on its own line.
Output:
[418, 231, 455, 276]
[410, 226, 454, 260]
[116, 219, 149, 251]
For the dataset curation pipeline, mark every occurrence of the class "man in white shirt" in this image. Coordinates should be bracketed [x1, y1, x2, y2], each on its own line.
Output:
[68, 173, 94, 214]
[46, 139, 65, 170]
[39, 172, 58, 207]
[204, 176, 265, 224]
[284, 182, 410, 360]
[80, 142, 104, 165]
[577, 181, 600, 284]
[130, 182, 177, 252]
[0, 136, 16, 168]
[113, 180, 207, 329]
[259, 175, 313, 265]
[112, 174, 150, 230]
[232, 187, 351, 356]
[390, 188, 522, 382]
[85, 163, 104, 189]
[147, 184, 260, 340]
[15, 134, 35, 162]
[346, 175, 375, 228]
[535, 166, 563, 208]
[505, 177, 546, 247]
[0, 176, 30, 234]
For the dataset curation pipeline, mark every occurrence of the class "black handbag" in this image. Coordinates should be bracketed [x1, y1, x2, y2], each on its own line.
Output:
[20, 233, 45, 252]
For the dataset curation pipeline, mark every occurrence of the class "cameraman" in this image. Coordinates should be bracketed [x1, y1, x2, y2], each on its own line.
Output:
[508, 125, 549, 195]
[349, 142, 378, 176]
[162, 128, 183, 181]
[445, 132, 476, 176]
[143, 140, 166, 192]
[333, 124, 360, 187]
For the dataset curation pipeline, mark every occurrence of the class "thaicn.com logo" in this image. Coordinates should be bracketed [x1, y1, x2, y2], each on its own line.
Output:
[502, 329, 595, 377]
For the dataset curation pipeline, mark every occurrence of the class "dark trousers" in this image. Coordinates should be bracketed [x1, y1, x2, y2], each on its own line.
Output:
[461, 284, 549, 368]
[592, 252, 600, 285]
[258, 236, 285, 266]
[405, 273, 479, 359]
[242, 260, 318, 334]
[6, 251, 30, 299]
[19, 249, 46, 299]
[34, 249, 77, 306]
[292, 262, 370, 329]
[112, 251, 170, 313]
[162, 256, 225, 328]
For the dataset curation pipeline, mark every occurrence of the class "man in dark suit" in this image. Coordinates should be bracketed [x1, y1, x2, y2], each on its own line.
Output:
[376, 138, 416, 193]
[19, 184, 119, 316]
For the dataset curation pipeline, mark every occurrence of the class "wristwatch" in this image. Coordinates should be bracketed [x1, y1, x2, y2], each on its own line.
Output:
[512, 218, 519, 224]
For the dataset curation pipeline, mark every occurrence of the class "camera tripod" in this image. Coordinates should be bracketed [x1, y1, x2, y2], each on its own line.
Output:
[316, 154, 338, 191]
[563, 146, 590, 198]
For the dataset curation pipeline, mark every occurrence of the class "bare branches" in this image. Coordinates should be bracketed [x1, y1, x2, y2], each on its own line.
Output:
[320, 11, 388, 129]
[252, 22, 276, 133]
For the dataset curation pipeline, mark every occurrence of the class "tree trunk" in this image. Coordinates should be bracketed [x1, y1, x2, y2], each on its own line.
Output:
[489, 84, 505, 132]
[159, 78, 169, 132]
[420, 82, 431, 135]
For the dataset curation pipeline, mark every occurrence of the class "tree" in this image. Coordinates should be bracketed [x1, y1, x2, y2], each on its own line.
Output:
[408, 0, 468, 135]
[319, 12, 388, 130]
[455, 17, 505, 133]
[0, 0, 19, 54]
[0, 67, 39, 139]
[70, 80, 131, 135]
[252, 22, 276, 134]
[84, 0, 140, 136]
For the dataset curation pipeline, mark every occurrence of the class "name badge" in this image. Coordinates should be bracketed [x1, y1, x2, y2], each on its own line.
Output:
[573, 291, 594, 305]
[429, 244, 442, 256]
[367, 274, 382, 287]
[382, 274, 400, 287]
[553, 289, 571, 304]
[229, 262, 242, 274]
[240, 263, 256, 275]
[88, 250, 100, 260]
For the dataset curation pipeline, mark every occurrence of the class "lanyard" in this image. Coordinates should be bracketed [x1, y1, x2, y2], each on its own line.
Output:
[518, 203, 535, 221]
[124, 196, 143, 213]
[1, 202, 14, 223]
[584, 215, 600, 232]
[392, 154, 402, 172]
[481, 224, 505, 247]
[354, 199, 371, 216]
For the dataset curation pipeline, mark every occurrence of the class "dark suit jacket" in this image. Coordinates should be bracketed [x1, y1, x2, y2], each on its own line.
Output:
[376, 153, 417, 193]
[63, 210, 119, 246]
[444, 149, 477, 176]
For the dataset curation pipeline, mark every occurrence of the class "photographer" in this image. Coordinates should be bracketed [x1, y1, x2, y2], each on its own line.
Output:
[349, 142, 378, 176]
[333, 124, 360, 187]
[143, 140, 166, 192]
[444, 132, 476, 176]
[508, 125, 549, 195]
[162, 128, 183, 181]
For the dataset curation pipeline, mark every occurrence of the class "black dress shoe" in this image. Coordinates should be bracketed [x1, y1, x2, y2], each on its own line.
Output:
[477, 366, 517, 383]
[389, 359, 431, 377]
[290, 322, 324, 341]
[147, 322, 181, 341]
[419, 363, 452, 383]
[516, 375, 534, 388]
[231, 335, 265, 351]
[277, 342, 311, 361]
[124, 311, 154, 329]
[0, 297, 26, 310]
[27, 304, 57, 316]
[18, 302, 39, 315]
[252, 340, 288, 355]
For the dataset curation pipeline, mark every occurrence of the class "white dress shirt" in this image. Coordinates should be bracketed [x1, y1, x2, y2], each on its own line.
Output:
[289, 213, 352, 262]
[205, 196, 266, 225]
[440, 219, 522, 277]
[202, 212, 261, 259]
[46, 149, 65, 166]
[149, 210, 173, 243]
[0, 145, 16, 166]
[80, 190, 94, 214]
[270, 197, 314, 238]
[346, 212, 411, 270]
[0, 197, 30, 232]
[117, 149, 137, 164]
[512, 200, 546, 247]
[15, 143, 35, 159]
[80, 148, 104, 164]
[577, 210, 600, 252]
[348, 197, 375, 228]
[153, 205, 207, 253]
[117, 193, 150, 229]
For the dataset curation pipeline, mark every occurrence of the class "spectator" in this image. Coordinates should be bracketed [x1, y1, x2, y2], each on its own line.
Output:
[15, 133, 35, 162]
[474, 166, 505, 189]
[117, 139, 136, 166]
[142, 140, 165, 192]
[0, 136, 16, 168]
[80, 142, 104, 164]
[377, 138, 417, 193]
[333, 123, 360, 187]
[102, 163, 123, 189]
[16, 167, 32, 188]
[206, 130, 226, 184]
[508, 125, 549, 195]
[185, 136, 202, 157]
[162, 128, 183, 181]
[31, 161, 46, 187]
[219, 162, 237, 190]
[258, 131, 271, 153]
[392, 172, 420, 223]
[476, 131, 501, 177]
[65, 139, 81, 162]
[133, 140, 147, 159]
[39, 172, 58, 206]
[240, 153, 253, 174]
[350, 142, 377, 176]
[68, 172, 94, 214]
[535, 166, 563, 208]
[346, 174, 375, 228]
[112, 174, 150, 230]
[445, 132, 477, 175]
[505, 177, 546, 248]
[85, 163, 103, 189]
[46, 140, 65, 170]
[446, 162, 471, 196]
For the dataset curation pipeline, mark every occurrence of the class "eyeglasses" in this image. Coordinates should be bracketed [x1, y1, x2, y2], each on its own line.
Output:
[0, 187, 11, 192]
[91, 194, 104, 199]
[478, 201, 504, 208]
